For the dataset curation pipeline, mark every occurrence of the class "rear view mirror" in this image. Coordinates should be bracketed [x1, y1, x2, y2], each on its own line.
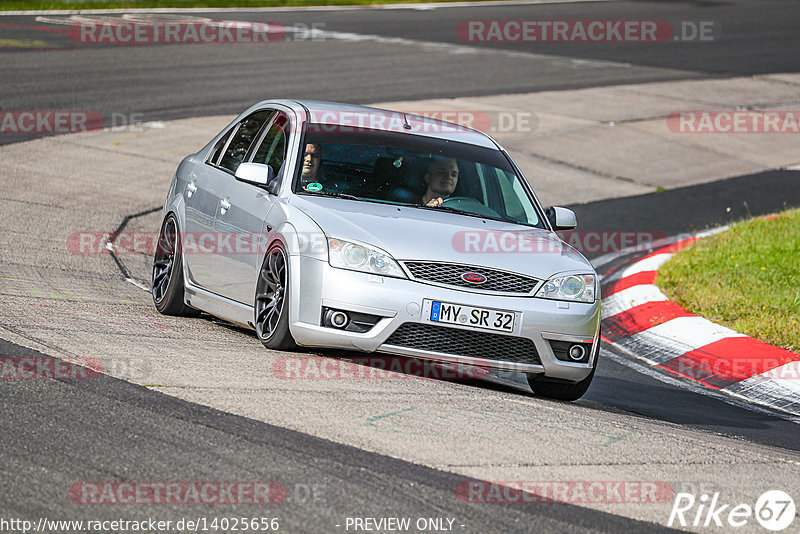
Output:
[235, 162, 275, 188]
[545, 206, 578, 230]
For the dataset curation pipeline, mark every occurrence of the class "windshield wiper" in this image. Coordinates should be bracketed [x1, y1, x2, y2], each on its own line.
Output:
[414, 204, 515, 224]
[415, 204, 471, 216]
[301, 190, 360, 201]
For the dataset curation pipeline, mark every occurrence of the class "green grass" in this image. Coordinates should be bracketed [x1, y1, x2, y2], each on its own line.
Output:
[1, 0, 503, 10]
[656, 208, 800, 353]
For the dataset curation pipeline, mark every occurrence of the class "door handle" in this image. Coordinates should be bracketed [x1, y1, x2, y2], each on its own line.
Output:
[220, 197, 231, 214]
[186, 181, 197, 198]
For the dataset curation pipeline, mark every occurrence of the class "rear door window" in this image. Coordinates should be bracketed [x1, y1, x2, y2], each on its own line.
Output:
[207, 129, 233, 166]
[252, 112, 290, 178]
[218, 110, 274, 173]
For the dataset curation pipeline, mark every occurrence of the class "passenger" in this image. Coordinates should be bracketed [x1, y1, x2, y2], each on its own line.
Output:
[421, 157, 459, 207]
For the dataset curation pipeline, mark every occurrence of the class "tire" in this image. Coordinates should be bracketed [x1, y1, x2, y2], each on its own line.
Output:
[152, 214, 194, 316]
[254, 242, 297, 351]
[527, 353, 598, 402]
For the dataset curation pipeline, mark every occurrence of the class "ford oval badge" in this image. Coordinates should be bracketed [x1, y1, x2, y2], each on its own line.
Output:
[461, 272, 487, 285]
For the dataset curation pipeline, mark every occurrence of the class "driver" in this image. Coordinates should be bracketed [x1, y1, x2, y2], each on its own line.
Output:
[421, 157, 459, 207]
[301, 143, 323, 190]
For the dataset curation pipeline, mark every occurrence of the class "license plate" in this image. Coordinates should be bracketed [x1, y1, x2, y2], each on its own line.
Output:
[429, 300, 516, 333]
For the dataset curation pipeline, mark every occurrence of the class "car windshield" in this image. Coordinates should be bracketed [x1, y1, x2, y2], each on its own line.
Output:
[294, 126, 544, 228]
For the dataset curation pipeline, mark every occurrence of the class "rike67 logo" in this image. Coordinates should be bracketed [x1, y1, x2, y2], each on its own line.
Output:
[669, 490, 796, 531]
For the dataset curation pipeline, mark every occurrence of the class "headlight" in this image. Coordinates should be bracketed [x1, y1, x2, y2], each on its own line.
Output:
[536, 274, 596, 303]
[327, 238, 406, 278]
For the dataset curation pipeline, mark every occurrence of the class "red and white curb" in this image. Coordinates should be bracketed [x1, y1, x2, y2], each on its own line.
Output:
[599, 234, 800, 417]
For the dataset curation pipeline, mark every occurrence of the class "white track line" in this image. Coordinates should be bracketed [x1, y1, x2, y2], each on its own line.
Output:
[601, 285, 668, 319]
[616, 316, 745, 365]
[617, 252, 674, 278]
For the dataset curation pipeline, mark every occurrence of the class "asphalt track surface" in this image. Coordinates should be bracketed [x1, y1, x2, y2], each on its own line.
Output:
[2, 1, 800, 532]
[1, 339, 674, 533]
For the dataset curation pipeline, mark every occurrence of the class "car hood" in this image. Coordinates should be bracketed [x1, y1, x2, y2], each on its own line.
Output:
[290, 196, 594, 279]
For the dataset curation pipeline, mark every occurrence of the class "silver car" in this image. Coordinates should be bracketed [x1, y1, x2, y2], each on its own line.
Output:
[152, 100, 600, 400]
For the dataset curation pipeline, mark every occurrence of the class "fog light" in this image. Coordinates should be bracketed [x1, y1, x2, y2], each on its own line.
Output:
[568, 344, 587, 361]
[322, 307, 382, 333]
[330, 310, 349, 328]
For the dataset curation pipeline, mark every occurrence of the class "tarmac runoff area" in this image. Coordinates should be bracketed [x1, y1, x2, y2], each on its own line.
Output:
[1, 74, 800, 529]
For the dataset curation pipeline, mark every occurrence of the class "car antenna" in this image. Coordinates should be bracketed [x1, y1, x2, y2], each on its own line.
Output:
[402, 113, 412, 130]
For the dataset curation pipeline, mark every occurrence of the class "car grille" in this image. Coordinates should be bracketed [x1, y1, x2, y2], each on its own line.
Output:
[384, 323, 542, 366]
[402, 261, 539, 294]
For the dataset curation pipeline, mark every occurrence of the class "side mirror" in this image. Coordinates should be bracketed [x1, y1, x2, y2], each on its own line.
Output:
[235, 162, 275, 188]
[545, 206, 577, 230]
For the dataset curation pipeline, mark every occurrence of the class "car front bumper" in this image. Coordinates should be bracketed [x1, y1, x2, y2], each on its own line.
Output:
[288, 257, 600, 383]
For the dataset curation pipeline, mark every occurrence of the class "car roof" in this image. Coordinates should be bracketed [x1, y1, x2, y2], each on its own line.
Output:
[257, 99, 500, 150]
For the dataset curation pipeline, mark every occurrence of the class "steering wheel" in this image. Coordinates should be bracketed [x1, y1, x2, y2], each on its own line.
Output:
[441, 196, 502, 218]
